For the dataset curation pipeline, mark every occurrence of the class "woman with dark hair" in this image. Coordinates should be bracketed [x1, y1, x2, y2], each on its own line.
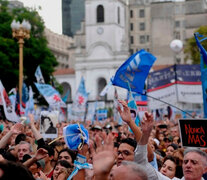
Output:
[51, 160, 73, 180]
[165, 143, 178, 156]
[160, 155, 183, 179]
[57, 148, 76, 165]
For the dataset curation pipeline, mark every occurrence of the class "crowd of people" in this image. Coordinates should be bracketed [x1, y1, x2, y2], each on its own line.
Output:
[0, 100, 206, 180]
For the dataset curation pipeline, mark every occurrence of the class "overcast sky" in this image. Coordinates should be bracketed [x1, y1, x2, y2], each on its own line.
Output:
[15, 0, 62, 34]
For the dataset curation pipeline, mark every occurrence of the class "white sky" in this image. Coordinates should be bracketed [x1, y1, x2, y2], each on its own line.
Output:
[15, 0, 62, 34]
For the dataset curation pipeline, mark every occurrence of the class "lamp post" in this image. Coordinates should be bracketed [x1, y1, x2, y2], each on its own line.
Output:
[11, 19, 31, 107]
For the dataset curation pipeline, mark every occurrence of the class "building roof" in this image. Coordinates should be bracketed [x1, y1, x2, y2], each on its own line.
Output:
[53, 68, 75, 75]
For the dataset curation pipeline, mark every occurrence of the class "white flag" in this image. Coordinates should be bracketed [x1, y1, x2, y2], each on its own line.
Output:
[35, 66, 45, 84]
[99, 81, 112, 96]
[0, 81, 19, 122]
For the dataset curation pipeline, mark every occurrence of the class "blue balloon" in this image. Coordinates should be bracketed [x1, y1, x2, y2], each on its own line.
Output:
[63, 124, 89, 150]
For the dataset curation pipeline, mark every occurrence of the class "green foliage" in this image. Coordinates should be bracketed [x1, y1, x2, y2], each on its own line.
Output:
[184, 26, 207, 64]
[0, 0, 60, 105]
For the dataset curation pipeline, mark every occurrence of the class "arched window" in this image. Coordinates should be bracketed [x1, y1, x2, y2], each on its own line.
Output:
[117, 7, 120, 24]
[97, 5, 104, 23]
[97, 78, 107, 100]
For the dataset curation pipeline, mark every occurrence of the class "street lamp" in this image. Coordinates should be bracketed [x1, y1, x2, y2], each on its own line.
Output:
[11, 19, 31, 107]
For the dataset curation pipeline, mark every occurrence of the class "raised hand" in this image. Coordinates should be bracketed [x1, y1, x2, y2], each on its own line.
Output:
[10, 123, 24, 134]
[117, 100, 132, 124]
[139, 111, 154, 145]
[28, 113, 35, 127]
[35, 148, 48, 160]
[91, 133, 116, 179]
[141, 111, 154, 133]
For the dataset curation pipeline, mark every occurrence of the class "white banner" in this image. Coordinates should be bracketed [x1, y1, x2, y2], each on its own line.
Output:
[177, 84, 202, 103]
[0, 81, 19, 122]
[148, 85, 177, 109]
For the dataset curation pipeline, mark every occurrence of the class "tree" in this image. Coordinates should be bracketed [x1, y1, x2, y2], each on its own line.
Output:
[0, 0, 61, 104]
[184, 26, 207, 64]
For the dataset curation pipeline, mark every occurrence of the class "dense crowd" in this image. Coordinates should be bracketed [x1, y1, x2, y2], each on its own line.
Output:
[0, 100, 206, 180]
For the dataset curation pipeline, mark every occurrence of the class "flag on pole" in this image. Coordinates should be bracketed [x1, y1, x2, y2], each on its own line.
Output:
[35, 65, 45, 84]
[112, 49, 156, 93]
[99, 81, 112, 96]
[194, 33, 207, 118]
[25, 86, 35, 116]
[75, 77, 88, 106]
[71, 77, 89, 121]
[0, 81, 19, 122]
[22, 83, 29, 109]
[35, 83, 66, 108]
[127, 83, 140, 129]
[113, 87, 121, 123]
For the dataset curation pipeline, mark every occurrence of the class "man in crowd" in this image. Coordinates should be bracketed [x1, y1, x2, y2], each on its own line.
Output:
[118, 100, 207, 180]
[17, 141, 32, 161]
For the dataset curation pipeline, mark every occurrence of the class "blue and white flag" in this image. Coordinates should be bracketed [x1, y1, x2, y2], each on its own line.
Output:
[194, 33, 207, 118]
[127, 83, 140, 129]
[76, 77, 88, 106]
[112, 49, 156, 93]
[35, 66, 45, 84]
[25, 86, 35, 116]
[63, 124, 89, 150]
[35, 83, 66, 107]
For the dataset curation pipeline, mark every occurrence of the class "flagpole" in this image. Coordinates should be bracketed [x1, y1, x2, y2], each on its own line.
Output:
[140, 91, 193, 118]
[83, 101, 88, 124]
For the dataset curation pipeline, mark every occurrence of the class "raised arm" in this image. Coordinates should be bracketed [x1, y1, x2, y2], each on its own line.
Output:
[0, 123, 23, 149]
[23, 148, 48, 168]
[117, 100, 142, 142]
[28, 114, 42, 141]
[139, 112, 154, 145]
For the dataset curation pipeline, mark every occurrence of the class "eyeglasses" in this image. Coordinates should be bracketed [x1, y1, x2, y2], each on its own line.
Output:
[117, 150, 132, 157]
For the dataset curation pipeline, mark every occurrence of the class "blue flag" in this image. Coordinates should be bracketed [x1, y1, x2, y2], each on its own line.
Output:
[112, 49, 156, 93]
[194, 33, 207, 118]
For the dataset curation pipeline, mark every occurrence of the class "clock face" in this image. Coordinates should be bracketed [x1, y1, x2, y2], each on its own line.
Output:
[97, 27, 104, 35]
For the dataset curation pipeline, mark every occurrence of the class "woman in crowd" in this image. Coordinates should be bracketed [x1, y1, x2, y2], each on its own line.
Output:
[51, 160, 73, 180]
[160, 155, 183, 179]
[165, 143, 178, 156]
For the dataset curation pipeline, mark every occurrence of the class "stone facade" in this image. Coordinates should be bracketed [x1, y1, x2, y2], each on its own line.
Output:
[128, 0, 207, 65]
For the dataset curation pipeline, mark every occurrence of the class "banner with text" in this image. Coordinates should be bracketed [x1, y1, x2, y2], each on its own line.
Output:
[179, 119, 207, 148]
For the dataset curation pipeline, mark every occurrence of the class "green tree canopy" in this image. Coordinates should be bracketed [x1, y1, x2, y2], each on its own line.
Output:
[0, 0, 60, 104]
[185, 26, 207, 64]
[0, 0, 58, 88]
